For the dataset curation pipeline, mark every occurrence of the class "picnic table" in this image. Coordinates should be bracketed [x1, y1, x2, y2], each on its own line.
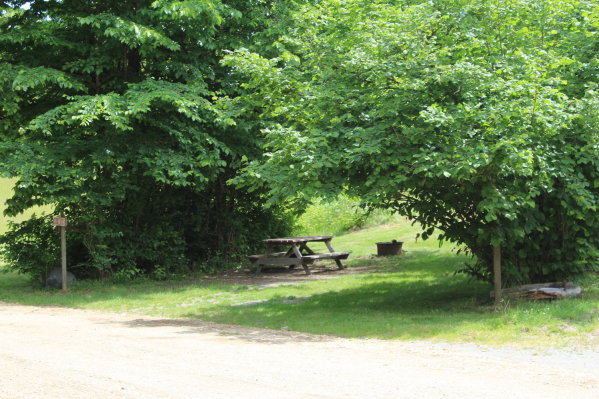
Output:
[249, 236, 351, 275]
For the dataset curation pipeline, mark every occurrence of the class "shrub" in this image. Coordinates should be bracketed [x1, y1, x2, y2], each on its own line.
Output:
[0, 215, 87, 286]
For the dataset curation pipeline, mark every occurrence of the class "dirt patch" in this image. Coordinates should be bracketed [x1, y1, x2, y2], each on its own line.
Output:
[1, 303, 598, 399]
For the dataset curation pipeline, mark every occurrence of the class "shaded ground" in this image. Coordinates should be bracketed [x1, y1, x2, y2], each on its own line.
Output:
[213, 262, 380, 288]
[1, 303, 598, 399]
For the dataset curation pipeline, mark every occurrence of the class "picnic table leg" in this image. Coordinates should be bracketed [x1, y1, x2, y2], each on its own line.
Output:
[325, 240, 345, 270]
[255, 243, 273, 274]
[299, 243, 315, 255]
[296, 244, 315, 270]
[284, 247, 297, 269]
[301, 262, 311, 275]
[292, 244, 311, 275]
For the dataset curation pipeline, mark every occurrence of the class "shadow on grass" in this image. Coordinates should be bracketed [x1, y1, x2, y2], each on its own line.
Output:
[108, 274, 493, 343]
[2, 248, 597, 345]
[0, 270, 224, 309]
[0, 250, 445, 309]
[186, 256, 498, 341]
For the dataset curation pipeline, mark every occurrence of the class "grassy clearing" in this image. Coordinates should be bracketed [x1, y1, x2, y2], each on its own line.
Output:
[0, 178, 53, 234]
[1, 220, 597, 349]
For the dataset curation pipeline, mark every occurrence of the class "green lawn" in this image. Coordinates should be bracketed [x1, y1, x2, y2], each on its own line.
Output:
[1, 219, 597, 349]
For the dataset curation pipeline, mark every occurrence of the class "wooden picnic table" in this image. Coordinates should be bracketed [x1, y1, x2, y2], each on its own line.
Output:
[249, 236, 351, 275]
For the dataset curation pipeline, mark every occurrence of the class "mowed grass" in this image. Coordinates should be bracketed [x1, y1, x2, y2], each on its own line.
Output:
[1, 217, 597, 349]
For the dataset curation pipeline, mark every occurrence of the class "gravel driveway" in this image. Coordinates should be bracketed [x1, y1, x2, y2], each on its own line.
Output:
[1, 302, 597, 399]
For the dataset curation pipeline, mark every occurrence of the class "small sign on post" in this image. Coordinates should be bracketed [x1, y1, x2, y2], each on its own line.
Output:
[53, 216, 68, 291]
[53, 217, 67, 227]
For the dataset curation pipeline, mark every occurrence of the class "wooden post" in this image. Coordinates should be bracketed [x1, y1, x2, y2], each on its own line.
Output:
[53, 217, 68, 291]
[60, 225, 67, 291]
[493, 245, 501, 306]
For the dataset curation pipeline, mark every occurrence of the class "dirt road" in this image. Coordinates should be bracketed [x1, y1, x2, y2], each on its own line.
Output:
[1, 303, 597, 399]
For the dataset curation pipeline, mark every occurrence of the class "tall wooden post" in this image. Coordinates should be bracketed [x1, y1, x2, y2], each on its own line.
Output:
[60, 225, 67, 291]
[493, 245, 501, 306]
[53, 217, 68, 291]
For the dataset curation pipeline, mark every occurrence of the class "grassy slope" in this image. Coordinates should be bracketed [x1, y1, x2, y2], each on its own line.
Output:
[1, 218, 597, 348]
[0, 178, 52, 234]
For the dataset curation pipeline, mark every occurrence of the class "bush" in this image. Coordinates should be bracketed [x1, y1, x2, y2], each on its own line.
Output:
[0, 215, 88, 286]
[0, 184, 292, 284]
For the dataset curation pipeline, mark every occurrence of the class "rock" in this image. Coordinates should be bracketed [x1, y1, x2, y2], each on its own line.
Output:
[45, 268, 76, 289]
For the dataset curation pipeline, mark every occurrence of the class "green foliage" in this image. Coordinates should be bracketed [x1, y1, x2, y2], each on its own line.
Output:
[0, 215, 88, 286]
[0, 216, 57, 286]
[0, 1, 291, 281]
[224, 0, 599, 285]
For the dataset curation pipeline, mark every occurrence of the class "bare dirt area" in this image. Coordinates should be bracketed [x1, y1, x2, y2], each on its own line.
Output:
[1, 302, 598, 399]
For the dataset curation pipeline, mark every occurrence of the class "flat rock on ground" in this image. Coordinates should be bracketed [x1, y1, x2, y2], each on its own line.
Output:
[0, 302, 598, 399]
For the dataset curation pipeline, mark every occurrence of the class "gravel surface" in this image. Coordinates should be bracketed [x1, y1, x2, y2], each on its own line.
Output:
[1, 302, 598, 399]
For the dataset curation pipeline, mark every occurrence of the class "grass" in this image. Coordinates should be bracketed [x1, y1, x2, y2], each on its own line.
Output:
[292, 194, 403, 236]
[1, 219, 597, 349]
[0, 177, 52, 234]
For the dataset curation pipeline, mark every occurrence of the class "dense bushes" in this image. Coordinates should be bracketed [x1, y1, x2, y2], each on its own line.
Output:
[0, 216, 61, 286]
[1, 185, 291, 285]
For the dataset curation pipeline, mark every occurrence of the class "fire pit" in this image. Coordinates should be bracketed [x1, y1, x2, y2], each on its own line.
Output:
[376, 240, 403, 256]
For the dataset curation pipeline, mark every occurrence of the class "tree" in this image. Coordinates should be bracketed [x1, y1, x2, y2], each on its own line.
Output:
[0, 0, 291, 282]
[224, 0, 599, 285]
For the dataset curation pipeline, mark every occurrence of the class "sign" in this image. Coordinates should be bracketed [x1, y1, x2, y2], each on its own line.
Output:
[53, 217, 67, 227]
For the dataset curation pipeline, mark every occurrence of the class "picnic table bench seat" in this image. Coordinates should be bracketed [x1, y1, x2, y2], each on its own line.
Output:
[248, 252, 288, 261]
[301, 251, 351, 261]
[248, 256, 308, 265]
[249, 236, 350, 275]
[248, 252, 306, 265]
[248, 251, 351, 265]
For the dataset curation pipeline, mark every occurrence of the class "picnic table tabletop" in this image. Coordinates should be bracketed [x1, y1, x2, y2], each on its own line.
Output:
[262, 236, 334, 245]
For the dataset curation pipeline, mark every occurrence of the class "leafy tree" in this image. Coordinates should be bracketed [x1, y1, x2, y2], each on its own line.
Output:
[0, 0, 291, 281]
[225, 0, 599, 285]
